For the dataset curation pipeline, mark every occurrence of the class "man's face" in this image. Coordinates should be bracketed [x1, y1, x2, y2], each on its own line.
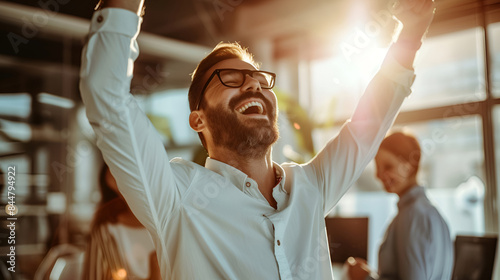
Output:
[200, 58, 279, 158]
[375, 149, 415, 196]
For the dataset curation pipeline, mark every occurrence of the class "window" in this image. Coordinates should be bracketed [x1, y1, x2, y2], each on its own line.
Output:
[145, 89, 197, 146]
[144, 89, 201, 160]
[309, 48, 386, 122]
[495, 106, 500, 214]
[308, 27, 486, 124]
[408, 28, 486, 110]
[489, 22, 500, 97]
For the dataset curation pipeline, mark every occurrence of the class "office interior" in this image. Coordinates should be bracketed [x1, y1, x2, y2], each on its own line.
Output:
[0, 0, 499, 278]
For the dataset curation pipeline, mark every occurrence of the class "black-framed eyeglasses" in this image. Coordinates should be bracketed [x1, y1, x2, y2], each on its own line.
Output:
[195, 68, 276, 110]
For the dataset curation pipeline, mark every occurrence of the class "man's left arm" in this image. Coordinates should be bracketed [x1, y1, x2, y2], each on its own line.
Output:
[390, 0, 436, 69]
[303, 0, 435, 214]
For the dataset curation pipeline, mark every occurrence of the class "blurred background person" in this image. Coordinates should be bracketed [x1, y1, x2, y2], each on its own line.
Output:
[83, 163, 160, 280]
[345, 132, 453, 280]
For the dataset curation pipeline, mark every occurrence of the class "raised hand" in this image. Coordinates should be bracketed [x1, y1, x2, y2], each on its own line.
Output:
[392, 0, 436, 44]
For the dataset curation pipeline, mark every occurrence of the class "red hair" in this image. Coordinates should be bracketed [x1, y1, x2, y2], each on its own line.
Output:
[379, 132, 421, 175]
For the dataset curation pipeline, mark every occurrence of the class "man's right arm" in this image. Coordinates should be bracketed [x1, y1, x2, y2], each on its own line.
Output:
[79, 5, 180, 232]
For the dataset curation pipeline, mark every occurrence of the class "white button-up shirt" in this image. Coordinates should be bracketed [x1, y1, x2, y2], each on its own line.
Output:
[80, 8, 415, 280]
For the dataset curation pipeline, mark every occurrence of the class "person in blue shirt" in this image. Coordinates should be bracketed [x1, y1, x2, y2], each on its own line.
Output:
[346, 132, 453, 280]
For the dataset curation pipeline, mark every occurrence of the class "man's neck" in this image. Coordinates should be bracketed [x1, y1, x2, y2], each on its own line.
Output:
[397, 177, 418, 198]
[209, 148, 278, 208]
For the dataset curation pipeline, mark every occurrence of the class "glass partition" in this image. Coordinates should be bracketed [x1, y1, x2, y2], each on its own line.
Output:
[408, 27, 486, 110]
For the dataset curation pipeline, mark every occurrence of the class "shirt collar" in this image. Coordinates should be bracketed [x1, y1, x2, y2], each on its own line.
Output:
[397, 185, 425, 210]
[204, 157, 286, 192]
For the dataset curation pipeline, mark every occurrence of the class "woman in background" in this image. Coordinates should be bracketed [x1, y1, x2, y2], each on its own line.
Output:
[346, 132, 453, 280]
[83, 164, 160, 280]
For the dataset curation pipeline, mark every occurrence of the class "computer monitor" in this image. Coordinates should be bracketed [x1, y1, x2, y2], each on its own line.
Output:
[451, 235, 498, 280]
[325, 216, 369, 264]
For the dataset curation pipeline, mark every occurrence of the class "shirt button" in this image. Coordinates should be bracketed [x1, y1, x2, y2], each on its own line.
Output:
[277, 240, 281, 246]
[97, 15, 103, 23]
[245, 182, 251, 187]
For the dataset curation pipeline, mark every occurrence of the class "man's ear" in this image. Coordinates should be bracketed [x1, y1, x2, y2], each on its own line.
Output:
[189, 111, 206, 132]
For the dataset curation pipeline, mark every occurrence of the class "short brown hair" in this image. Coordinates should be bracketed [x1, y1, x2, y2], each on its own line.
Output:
[188, 42, 257, 112]
[188, 42, 258, 150]
[379, 132, 421, 175]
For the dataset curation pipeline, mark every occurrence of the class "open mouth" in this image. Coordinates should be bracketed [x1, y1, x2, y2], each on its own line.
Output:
[236, 101, 265, 115]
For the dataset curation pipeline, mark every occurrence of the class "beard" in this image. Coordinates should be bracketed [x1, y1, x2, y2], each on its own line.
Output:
[204, 92, 279, 159]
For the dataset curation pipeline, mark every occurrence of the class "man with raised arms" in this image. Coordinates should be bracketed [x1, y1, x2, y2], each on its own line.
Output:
[80, 0, 435, 279]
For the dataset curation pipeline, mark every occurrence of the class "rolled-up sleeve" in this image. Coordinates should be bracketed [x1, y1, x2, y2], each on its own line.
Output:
[303, 53, 415, 215]
[79, 8, 180, 234]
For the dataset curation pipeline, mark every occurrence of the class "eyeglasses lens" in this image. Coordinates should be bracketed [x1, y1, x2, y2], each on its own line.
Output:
[219, 70, 274, 89]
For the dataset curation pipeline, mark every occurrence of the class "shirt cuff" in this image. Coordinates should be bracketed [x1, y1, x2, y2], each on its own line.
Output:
[379, 52, 416, 96]
[89, 8, 142, 38]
